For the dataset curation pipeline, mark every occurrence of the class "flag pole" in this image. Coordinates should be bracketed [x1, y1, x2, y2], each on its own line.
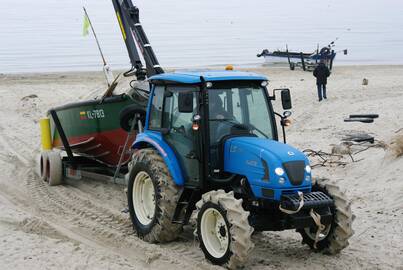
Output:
[83, 7, 106, 66]
[83, 7, 114, 86]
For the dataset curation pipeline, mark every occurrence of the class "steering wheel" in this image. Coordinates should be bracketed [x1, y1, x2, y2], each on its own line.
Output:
[211, 119, 268, 141]
[244, 123, 269, 138]
[172, 125, 186, 134]
[210, 118, 248, 143]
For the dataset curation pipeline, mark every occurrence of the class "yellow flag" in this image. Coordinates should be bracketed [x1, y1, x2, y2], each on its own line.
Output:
[82, 13, 90, 36]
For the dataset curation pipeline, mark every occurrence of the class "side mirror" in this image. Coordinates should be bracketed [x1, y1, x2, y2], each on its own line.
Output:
[281, 89, 292, 110]
[178, 92, 194, 113]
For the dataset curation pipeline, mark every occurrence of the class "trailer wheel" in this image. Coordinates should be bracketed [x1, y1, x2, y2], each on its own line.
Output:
[40, 151, 49, 181]
[196, 190, 254, 269]
[298, 178, 354, 254]
[46, 151, 63, 186]
[127, 148, 182, 243]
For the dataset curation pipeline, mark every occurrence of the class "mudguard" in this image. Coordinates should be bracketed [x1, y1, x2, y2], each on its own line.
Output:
[131, 131, 185, 186]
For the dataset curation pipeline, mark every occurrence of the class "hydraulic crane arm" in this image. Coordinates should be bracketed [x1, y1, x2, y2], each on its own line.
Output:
[112, 0, 164, 80]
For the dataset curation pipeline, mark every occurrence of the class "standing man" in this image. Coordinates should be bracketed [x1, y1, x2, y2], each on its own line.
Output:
[313, 60, 331, 101]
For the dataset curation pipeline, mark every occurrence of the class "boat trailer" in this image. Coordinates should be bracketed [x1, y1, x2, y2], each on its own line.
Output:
[257, 41, 347, 72]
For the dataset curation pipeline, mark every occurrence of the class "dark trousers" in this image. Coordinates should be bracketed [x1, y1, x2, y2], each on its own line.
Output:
[317, 84, 327, 101]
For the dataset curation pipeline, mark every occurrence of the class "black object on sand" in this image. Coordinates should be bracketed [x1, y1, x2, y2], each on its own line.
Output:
[344, 118, 374, 123]
[349, 114, 379, 119]
[342, 134, 375, 144]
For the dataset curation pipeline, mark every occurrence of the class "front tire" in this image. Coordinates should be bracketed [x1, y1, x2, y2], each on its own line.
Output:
[196, 190, 254, 269]
[298, 178, 354, 254]
[127, 148, 182, 243]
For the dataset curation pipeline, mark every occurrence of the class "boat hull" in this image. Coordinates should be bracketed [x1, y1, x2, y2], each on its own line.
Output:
[49, 94, 145, 167]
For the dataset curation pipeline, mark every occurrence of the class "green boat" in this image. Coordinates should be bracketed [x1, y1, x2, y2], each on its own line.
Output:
[49, 86, 148, 167]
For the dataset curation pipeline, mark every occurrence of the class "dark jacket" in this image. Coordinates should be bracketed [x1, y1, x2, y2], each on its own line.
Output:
[313, 63, 330, 85]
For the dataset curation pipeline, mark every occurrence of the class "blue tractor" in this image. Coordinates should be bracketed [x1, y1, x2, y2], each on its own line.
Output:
[113, 1, 354, 268]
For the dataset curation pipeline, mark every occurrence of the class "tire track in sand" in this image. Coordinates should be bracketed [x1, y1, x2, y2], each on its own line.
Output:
[0, 116, 217, 269]
[0, 125, 30, 166]
[24, 169, 217, 268]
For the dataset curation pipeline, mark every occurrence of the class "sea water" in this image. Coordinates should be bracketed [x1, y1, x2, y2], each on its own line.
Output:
[0, 0, 402, 73]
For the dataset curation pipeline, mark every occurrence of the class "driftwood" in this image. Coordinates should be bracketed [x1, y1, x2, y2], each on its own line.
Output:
[303, 149, 349, 168]
[395, 128, 403, 134]
[304, 140, 386, 168]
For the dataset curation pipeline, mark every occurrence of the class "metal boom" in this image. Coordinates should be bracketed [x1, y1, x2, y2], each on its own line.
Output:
[112, 0, 164, 79]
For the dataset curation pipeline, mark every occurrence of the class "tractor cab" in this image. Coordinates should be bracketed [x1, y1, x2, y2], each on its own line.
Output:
[134, 70, 298, 196]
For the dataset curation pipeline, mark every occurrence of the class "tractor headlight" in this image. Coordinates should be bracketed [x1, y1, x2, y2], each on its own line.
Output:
[278, 177, 286, 185]
[275, 167, 284, 176]
[305, 175, 311, 182]
[305, 165, 311, 173]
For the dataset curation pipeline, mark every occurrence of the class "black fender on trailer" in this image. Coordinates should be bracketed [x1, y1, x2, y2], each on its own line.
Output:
[119, 104, 146, 132]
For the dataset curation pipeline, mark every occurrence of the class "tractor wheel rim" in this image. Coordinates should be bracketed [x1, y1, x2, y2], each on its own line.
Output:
[304, 224, 332, 242]
[133, 171, 156, 226]
[200, 208, 229, 258]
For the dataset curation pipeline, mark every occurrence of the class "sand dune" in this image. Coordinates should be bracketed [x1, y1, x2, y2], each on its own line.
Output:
[0, 66, 402, 269]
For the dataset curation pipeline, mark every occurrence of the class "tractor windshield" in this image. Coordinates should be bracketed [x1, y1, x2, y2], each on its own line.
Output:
[208, 85, 275, 145]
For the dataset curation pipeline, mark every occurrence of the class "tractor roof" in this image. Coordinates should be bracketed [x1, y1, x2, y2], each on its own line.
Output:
[149, 70, 268, 84]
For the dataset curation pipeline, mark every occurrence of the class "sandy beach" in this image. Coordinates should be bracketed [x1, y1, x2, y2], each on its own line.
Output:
[0, 65, 402, 269]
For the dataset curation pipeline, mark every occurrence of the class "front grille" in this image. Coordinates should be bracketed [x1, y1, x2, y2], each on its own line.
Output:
[283, 161, 305, 185]
[280, 191, 333, 211]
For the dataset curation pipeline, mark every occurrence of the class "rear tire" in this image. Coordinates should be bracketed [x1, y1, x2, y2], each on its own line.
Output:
[127, 148, 182, 243]
[196, 190, 254, 269]
[46, 151, 63, 186]
[40, 151, 49, 181]
[298, 178, 354, 254]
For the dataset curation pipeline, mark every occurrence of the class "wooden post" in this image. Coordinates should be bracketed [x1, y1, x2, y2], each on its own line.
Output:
[286, 45, 292, 70]
[300, 52, 306, 71]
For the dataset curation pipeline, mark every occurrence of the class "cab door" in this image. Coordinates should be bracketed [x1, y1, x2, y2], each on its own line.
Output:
[162, 86, 200, 187]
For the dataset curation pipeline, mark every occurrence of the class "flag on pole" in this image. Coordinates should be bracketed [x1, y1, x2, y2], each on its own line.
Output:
[81, 6, 114, 86]
[82, 12, 90, 36]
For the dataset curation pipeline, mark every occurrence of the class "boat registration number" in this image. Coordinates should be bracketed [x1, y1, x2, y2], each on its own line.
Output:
[80, 109, 105, 120]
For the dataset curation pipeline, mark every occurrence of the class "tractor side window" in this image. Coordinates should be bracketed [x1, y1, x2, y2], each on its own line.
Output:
[162, 87, 200, 186]
[163, 89, 197, 131]
[149, 85, 164, 129]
